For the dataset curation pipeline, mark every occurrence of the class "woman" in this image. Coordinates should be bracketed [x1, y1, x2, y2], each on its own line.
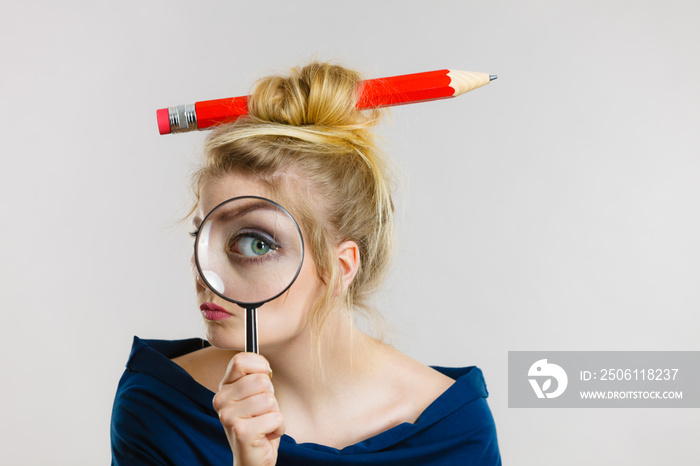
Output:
[111, 62, 501, 465]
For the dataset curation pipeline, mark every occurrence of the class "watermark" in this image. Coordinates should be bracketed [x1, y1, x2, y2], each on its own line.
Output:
[528, 359, 568, 398]
[508, 351, 700, 408]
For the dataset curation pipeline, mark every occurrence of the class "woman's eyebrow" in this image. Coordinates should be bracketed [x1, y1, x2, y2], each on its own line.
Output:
[192, 216, 202, 228]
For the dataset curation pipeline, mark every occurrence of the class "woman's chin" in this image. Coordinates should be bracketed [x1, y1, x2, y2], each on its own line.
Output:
[204, 326, 244, 351]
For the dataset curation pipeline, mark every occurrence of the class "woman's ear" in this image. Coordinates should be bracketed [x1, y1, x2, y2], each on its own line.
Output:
[336, 241, 360, 292]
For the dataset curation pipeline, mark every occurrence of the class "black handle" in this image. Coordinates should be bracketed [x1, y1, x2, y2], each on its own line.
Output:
[245, 307, 258, 353]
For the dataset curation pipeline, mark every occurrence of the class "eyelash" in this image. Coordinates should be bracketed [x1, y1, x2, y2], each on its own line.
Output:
[230, 232, 279, 252]
[189, 228, 279, 264]
[229, 231, 280, 264]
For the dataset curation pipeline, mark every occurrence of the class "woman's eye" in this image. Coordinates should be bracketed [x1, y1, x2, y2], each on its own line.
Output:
[231, 235, 275, 257]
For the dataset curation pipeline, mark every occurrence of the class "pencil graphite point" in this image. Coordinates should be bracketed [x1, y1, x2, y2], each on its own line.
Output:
[447, 70, 495, 96]
[489, 75, 498, 81]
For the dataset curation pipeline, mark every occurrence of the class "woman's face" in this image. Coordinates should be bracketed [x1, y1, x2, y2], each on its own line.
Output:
[191, 171, 324, 351]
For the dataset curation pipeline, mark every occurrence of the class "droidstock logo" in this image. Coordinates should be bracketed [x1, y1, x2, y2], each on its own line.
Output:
[528, 359, 568, 399]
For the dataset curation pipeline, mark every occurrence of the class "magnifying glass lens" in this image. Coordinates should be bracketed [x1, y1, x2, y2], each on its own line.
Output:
[195, 197, 304, 306]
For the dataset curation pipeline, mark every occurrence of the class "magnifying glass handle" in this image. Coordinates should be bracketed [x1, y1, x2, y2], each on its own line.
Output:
[245, 307, 258, 353]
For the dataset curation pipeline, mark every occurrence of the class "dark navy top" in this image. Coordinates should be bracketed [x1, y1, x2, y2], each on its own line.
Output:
[111, 337, 501, 465]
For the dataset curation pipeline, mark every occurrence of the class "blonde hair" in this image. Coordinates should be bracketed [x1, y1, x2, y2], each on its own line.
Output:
[192, 61, 394, 342]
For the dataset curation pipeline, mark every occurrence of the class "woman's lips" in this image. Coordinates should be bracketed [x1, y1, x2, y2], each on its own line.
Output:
[200, 302, 233, 321]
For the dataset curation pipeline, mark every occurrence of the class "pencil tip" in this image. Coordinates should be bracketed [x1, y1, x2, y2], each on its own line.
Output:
[489, 75, 498, 81]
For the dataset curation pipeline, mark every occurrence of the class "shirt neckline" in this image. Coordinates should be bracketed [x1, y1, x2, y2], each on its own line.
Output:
[125, 336, 489, 454]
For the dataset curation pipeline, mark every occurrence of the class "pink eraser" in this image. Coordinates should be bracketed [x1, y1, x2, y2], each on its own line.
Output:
[156, 108, 171, 135]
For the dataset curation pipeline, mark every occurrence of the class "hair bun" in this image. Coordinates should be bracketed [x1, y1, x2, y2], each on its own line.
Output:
[248, 62, 378, 130]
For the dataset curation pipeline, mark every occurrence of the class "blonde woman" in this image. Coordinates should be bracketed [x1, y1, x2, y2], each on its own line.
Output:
[111, 62, 501, 465]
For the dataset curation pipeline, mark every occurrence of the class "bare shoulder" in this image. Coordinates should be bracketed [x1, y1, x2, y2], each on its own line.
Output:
[171, 346, 237, 393]
[379, 346, 456, 422]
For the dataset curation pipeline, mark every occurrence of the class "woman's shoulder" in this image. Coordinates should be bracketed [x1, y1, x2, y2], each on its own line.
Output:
[377, 345, 496, 432]
[112, 336, 216, 402]
[111, 337, 234, 464]
[279, 346, 500, 464]
[381, 348, 457, 421]
[377, 348, 499, 457]
[112, 335, 235, 394]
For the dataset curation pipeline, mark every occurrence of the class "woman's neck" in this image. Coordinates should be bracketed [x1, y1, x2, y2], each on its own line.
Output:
[261, 307, 387, 421]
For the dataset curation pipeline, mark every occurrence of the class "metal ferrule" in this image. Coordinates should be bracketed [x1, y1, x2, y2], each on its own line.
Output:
[168, 104, 198, 133]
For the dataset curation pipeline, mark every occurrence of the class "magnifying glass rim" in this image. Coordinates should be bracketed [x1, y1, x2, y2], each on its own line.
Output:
[193, 195, 305, 308]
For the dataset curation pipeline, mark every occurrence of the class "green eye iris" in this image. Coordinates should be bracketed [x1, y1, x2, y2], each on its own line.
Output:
[235, 236, 273, 257]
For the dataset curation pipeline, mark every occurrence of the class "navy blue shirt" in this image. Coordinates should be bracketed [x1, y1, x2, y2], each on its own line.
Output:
[111, 337, 501, 465]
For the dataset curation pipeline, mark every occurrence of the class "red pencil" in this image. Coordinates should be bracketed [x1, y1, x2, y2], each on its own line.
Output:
[157, 69, 496, 135]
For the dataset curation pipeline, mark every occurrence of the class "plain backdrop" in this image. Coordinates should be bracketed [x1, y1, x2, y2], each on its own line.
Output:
[1, 1, 699, 464]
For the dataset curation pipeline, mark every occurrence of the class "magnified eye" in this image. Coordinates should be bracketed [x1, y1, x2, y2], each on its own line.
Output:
[230, 232, 278, 258]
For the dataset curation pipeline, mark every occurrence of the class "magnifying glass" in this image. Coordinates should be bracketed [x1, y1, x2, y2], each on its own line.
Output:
[194, 196, 304, 353]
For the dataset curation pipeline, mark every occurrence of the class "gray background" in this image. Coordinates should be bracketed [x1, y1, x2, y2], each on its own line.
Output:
[1, 1, 698, 464]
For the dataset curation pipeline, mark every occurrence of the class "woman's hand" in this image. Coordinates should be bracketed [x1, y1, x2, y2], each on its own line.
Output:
[213, 353, 284, 466]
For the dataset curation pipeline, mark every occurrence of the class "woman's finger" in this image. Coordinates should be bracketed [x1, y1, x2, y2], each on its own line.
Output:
[216, 391, 279, 421]
[220, 352, 271, 386]
[229, 411, 285, 444]
[213, 372, 274, 411]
